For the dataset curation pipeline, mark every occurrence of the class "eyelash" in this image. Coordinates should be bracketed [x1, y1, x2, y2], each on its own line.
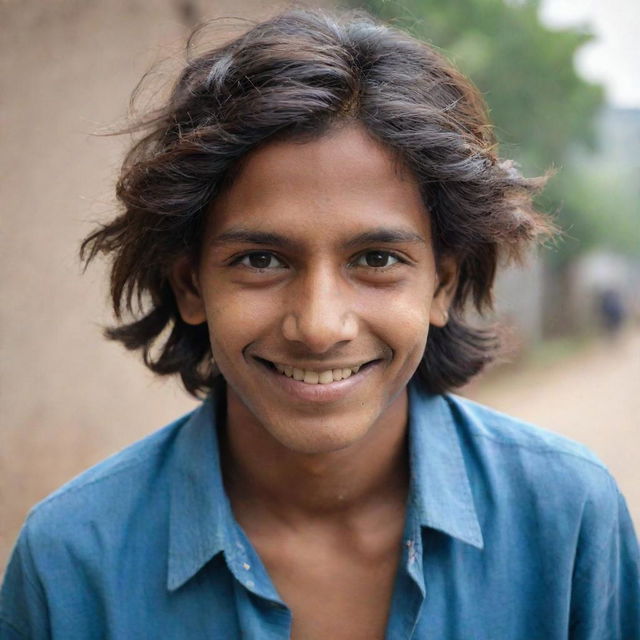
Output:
[351, 251, 402, 269]
[229, 250, 407, 272]
[232, 252, 287, 270]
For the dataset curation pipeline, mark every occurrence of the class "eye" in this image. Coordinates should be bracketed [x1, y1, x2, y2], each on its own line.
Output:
[237, 251, 286, 270]
[353, 251, 400, 269]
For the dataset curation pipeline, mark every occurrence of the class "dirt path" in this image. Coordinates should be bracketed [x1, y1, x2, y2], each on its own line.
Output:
[467, 327, 640, 530]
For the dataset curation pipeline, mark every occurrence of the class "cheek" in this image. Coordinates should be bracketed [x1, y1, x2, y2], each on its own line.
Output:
[363, 286, 433, 356]
[393, 301, 432, 354]
[203, 287, 282, 354]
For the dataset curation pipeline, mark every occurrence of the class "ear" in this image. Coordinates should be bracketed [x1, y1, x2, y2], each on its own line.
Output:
[169, 255, 207, 325]
[429, 254, 458, 328]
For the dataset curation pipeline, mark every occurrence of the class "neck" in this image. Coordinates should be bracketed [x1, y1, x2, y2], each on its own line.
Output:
[220, 388, 410, 528]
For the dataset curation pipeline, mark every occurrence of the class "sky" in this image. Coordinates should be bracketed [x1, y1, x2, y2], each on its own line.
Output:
[539, 0, 640, 108]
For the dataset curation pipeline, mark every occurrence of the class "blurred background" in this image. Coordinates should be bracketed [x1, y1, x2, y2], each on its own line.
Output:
[1, 0, 638, 575]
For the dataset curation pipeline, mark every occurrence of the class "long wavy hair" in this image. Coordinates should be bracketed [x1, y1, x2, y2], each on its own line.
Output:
[81, 8, 553, 398]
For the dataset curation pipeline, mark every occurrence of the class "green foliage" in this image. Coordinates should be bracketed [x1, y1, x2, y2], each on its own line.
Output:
[540, 167, 640, 263]
[344, 0, 633, 261]
[349, 0, 603, 173]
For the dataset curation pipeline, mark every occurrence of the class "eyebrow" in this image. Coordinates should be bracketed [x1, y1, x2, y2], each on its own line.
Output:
[211, 229, 296, 249]
[343, 228, 426, 248]
[210, 226, 426, 249]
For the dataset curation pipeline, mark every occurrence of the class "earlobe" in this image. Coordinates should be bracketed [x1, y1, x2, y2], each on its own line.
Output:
[429, 255, 458, 328]
[169, 255, 207, 325]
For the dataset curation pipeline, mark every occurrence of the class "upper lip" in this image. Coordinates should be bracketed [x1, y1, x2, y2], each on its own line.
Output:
[256, 356, 376, 371]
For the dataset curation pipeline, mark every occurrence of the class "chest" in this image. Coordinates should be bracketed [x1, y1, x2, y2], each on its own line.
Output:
[255, 530, 403, 640]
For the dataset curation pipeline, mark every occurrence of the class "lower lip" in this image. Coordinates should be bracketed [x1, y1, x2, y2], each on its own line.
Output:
[259, 360, 380, 404]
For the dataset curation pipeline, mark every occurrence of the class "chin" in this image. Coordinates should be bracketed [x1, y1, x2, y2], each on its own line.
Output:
[264, 413, 374, 455]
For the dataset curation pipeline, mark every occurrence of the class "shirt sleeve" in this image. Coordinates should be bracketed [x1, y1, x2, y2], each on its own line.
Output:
[0, 523, 51, 640]
[569, 480, 640, 639]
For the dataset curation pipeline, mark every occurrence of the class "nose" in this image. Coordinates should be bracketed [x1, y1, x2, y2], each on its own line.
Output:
[281, 265, 358, 354]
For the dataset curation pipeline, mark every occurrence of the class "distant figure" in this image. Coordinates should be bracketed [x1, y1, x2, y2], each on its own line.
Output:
[599, 288, 626, 337]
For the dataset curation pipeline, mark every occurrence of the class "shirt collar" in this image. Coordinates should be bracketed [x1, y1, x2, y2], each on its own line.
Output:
[167, 381, 483, 590]
[167, 383, 281, 599]
[167, 389, 230, 591]
[408, 384, 484, 549]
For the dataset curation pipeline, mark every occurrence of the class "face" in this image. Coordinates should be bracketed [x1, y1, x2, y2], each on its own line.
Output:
[171, 124, 456, 455]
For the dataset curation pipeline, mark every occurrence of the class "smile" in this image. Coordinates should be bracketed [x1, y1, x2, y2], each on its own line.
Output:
[253, 356, 382, 403]
[273, 362, 362, 384]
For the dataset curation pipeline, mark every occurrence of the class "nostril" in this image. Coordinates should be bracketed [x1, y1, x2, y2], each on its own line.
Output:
[280, 308, 358, 350]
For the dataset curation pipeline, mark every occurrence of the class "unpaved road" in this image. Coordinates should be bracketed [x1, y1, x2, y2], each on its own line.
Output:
[468, 327, 640, 531]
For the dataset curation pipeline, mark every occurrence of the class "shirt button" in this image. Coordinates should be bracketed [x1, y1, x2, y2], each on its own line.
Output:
[242, 562, 251, 570]
[246, 579, 255, 588]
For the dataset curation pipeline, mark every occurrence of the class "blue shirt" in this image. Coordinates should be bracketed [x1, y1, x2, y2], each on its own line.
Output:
[1, 384, 639, 639]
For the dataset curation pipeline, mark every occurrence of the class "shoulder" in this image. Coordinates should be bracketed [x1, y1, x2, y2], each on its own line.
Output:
[442, 395, 640, 573]
[1, 408, 201, 635]
[445, 392, 608, 470]
[434, 398, 640, 633]
[442, 393, 620, 524]
[22, 409, 196, 550]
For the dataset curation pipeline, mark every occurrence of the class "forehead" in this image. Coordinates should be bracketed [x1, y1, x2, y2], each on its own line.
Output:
[206, 123, 431, 243]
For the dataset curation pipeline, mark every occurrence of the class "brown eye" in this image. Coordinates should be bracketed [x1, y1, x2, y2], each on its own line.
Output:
[239, 252, 285, 270]
[355, 251, 399, 268]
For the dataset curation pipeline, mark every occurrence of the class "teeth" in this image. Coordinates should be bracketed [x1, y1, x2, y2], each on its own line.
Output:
[303, 370, 319, 384]
[272, 362, 365, 384]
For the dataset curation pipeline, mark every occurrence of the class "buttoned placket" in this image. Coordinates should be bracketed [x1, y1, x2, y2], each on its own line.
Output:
[226, 525, 292, 640]
[385, 497, 426, 640]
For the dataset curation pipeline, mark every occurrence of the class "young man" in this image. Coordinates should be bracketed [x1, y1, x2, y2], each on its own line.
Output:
[1, 9, 638, 639]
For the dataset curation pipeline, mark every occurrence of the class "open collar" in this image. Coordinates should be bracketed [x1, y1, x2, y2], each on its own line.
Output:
[167, 381, 483, 591]
[167, 392, 231, 591]
[166, 384, 281, 600]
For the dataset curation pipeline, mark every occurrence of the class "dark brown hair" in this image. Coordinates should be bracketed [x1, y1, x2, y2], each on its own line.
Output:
[81, 8, 552, 397]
